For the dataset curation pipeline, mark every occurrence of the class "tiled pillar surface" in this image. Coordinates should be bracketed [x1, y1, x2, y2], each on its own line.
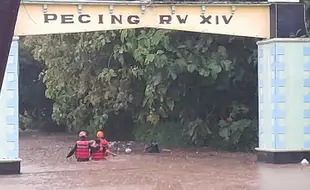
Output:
[257, 38, 310, 151]
[0, 37, 20, 161]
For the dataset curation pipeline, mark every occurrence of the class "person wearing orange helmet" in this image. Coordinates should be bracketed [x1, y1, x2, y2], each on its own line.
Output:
[66, 130, 99, 162]
[90, 138, 107, 161]
[93, 130, 110, 159]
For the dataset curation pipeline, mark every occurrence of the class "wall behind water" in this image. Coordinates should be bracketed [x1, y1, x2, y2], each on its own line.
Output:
[0, 37, 19, 160]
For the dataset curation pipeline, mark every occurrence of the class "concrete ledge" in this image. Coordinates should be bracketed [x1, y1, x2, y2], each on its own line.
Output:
[255, 148, 310, 152]
[12, 36, 19, 41]
[21, 0, 271, 6]
[256, 149, 310, 164]
[0, 159, 21, 175]
[257, 38, 310, 45]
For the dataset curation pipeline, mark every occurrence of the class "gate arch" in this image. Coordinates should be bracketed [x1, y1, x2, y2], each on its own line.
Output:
[0, 0, 307, 174]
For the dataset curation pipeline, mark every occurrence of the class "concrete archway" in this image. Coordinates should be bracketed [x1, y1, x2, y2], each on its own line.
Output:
[0, 0, 308, 174]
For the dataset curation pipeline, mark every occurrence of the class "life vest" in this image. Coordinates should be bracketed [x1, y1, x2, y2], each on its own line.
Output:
[76, 140, 90, 159]
[91, 145, 105, 161]
[100, 138, 110, 149]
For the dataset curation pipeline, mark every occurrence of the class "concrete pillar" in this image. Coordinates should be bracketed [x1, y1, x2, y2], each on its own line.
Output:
[0, 36, 21, 174]
[254, 0, 307, 164]
[256, 38, 310, 164]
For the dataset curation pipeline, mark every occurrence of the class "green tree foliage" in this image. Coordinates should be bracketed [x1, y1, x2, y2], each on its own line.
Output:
[23, 29, 258, 150]
[19, 38, 60, 131]
[19, 0, 310, 151]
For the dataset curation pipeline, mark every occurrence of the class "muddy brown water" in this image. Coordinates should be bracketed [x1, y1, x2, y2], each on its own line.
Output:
[1, 133, 310, 190]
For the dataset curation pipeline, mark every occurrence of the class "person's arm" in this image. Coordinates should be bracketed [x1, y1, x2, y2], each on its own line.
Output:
[90, 145, 101, 154]
[66, 144, 77, 158]
[89, 140, 100, 154]
[88, 140, 95, 147]
[103, 139, 110, 149]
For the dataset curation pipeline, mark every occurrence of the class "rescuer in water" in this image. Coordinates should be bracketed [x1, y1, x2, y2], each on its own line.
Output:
[90, 139, 107, 161]
[66, 131, 99, 162]
[96, 130, 110, 158]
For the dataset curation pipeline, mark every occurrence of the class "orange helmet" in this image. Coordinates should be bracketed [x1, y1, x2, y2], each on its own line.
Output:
[96, 131, 104, 138]
[79, 131, 87, 137]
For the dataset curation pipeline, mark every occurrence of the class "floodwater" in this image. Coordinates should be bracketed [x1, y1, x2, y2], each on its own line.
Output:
[1, 133, 310, 190]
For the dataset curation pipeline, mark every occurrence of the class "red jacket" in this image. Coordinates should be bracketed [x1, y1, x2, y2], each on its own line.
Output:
[91, 143, 106, 161]
[100, 138, 110, 149]
[76, 140, 90, 159]
[99, 138, 110, 156]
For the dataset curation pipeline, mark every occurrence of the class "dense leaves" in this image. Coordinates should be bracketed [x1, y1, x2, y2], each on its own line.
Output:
[23, 29, 259, 151]
[19, 0, 310, 151]
[19, 40, 60, 131]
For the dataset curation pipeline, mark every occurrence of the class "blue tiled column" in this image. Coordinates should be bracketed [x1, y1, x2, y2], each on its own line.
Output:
[271, 45, 285, 149]
[0, 37, 21, 174]
[257, 38, 310, 157]
[303, 46, 310, 148]
[257, 40, 274, 150]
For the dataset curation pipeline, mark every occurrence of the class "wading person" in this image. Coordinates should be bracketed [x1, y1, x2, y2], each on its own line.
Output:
[66, 131, 98, 162]
[90, 139, 107, 161]
[96, 130, 110, 158]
